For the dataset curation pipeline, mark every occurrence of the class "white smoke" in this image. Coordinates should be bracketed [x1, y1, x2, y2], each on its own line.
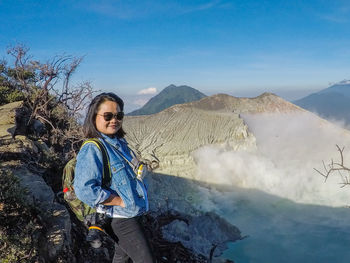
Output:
[193, 112, 350, 207]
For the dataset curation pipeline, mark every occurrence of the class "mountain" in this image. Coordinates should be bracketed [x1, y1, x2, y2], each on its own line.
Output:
[128, 84, 207, 116]
[293, 80, 350, 124]
[124, 92, 304, 178]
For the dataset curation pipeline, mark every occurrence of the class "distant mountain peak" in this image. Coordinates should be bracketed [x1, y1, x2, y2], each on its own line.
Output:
[128, 84, 207, 116]
[256, 92, 278, 98]
[164, 84, 194, 90]
[293, 80, 350, 125]
[165, 84, 177, 89]
[175, 92, 302, 113]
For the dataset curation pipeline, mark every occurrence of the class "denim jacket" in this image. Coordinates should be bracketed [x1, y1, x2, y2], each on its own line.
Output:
[74, 134, 149, 218]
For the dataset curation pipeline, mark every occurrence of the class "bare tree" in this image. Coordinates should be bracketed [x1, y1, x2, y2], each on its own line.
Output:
[6, 45, 95, 158]
[314, 144, 350, 187]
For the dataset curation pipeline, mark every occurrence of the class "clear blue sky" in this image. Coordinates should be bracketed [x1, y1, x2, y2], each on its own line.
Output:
[1, 0, 350, 112]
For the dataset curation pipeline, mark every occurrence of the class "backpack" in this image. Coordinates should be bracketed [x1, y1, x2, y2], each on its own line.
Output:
[62, 138, 111, 222]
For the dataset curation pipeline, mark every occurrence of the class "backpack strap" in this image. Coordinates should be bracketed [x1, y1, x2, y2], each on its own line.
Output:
[118, 147, 140, 170]
[104, 140, 140, 170]
[82, 138, 112, 187]
[111, 144, 147, 180]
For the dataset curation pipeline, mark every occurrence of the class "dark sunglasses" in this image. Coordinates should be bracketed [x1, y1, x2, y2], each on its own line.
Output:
[98, 112, 124, 121]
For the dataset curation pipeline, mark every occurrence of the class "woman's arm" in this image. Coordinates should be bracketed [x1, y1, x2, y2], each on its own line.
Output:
[74, 143, 112, 207]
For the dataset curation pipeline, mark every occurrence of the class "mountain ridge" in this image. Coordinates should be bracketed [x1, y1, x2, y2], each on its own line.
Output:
[124, 92, 305, 179]
[163, 92, 304, 114]
[294, 81, 350, 125]
[128, 84, 207, 116]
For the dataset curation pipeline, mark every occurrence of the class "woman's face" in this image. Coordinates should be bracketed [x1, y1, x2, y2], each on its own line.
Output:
[95, 100, 122, 137]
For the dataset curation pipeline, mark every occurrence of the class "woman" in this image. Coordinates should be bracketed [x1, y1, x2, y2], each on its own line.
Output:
[74, 92, 154, 263]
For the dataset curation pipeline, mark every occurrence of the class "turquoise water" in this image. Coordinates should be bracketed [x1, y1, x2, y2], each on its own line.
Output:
[211, 188, 350, 263]
[193, 112, 350, 262]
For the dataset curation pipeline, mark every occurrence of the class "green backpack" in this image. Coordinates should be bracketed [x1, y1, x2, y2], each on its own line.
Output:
[62, 138, 111, 221]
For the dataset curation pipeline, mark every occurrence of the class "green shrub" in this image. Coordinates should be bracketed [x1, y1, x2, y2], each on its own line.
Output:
[0, 170, 42, 262]
[0, 86, 25, 105]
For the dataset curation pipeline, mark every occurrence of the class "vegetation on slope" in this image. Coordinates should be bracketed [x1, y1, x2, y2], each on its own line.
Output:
[0, 169, 42, 263]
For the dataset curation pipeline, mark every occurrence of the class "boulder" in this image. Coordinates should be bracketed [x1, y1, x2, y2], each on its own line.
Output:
[161, 212, 241, 258]
[13, 167, 55, 206]
[0, 101, 23, 139]
[41, 202, 72, 261]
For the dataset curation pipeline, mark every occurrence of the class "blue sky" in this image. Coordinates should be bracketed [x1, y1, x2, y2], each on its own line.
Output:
[1, 0, 350, 112]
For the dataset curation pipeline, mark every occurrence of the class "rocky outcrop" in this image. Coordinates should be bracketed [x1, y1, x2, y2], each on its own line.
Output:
[161, 211, 241, 258]
[145, 171, 242, 260]
[0, 102, 72, 262]
[0, 101, 22, 139]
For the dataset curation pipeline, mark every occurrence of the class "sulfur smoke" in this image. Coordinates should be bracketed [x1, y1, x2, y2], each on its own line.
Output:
[194, 112, 350, 207]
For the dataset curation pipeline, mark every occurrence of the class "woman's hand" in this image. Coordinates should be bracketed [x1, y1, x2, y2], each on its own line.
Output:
[102, 194, 125, 207]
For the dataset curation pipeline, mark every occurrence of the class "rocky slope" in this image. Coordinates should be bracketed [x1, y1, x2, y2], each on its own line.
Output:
[0, 101, 73, 262]
[124, 92, 304, 179]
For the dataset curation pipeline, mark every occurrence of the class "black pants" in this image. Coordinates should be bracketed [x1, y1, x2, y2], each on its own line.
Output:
[105, 217, 154, 263]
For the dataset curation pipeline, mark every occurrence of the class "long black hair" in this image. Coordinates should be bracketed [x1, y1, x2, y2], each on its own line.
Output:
[83, 92, 126, 138]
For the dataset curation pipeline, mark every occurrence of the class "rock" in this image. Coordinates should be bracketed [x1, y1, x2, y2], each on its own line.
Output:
[13, 166, 55, 206]
[161, 211, 241, 258]
[0, 101, 23, 125]
[34, 139, 50, 154]
[41, 202, 72, 261]
[31, 119, 46, 136]
[15, 135, 40, 153]
[0, 101, 23, 140]
[145, 172, 242, 260]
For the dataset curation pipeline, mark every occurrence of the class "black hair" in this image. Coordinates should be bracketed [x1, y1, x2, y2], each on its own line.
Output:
[83, 92, 126, 138]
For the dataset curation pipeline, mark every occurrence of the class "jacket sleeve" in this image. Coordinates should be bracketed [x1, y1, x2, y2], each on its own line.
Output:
[73, 143, 111, 208]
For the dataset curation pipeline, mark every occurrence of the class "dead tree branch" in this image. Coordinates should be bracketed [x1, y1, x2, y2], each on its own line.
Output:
[5, 45, 94, 159]
[314, 144, 350, 187]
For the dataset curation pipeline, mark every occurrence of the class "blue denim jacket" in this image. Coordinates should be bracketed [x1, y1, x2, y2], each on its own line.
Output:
[74, 134, 149, 218]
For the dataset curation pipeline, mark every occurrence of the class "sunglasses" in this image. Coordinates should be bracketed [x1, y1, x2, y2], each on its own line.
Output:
[97, 112, 124, 121]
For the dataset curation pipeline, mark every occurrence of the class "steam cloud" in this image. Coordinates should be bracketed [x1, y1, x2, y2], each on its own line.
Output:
[194, 112, 350, 207]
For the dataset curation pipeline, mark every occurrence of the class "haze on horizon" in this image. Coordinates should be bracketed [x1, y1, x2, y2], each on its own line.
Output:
[1, 0, 350, 112]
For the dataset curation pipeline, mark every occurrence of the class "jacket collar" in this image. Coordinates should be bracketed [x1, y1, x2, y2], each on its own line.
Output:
[99, 133, 127, 148]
